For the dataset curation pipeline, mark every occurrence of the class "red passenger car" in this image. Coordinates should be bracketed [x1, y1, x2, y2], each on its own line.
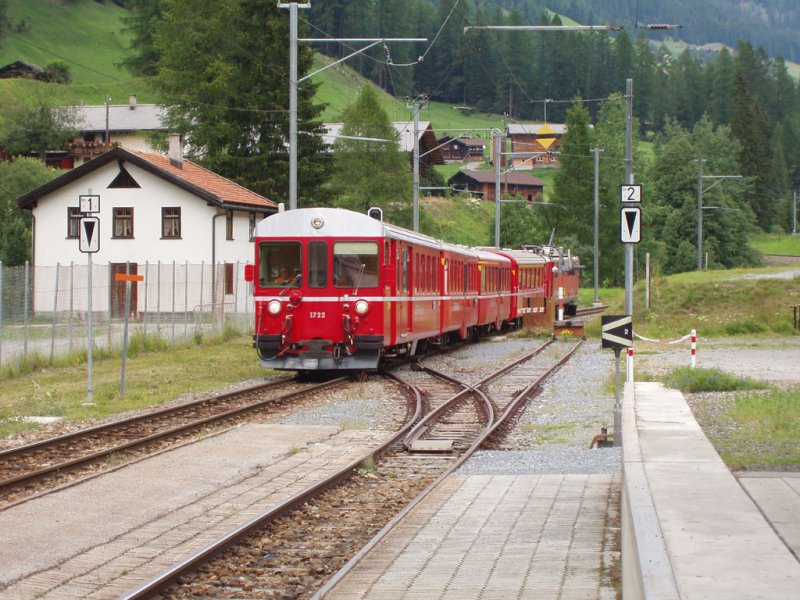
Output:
[245, 207, 579, 372]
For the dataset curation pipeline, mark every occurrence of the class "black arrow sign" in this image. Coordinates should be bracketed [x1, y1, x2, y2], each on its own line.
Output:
[83, 220, 96, 244]
[601, 315, 633, 348]
[79, 217, 100, 253]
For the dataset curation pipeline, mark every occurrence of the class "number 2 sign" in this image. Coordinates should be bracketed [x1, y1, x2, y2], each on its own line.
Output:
[620, 184, 642, 203]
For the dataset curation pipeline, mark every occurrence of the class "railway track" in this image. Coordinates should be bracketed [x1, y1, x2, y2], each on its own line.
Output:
[121, 339, 581, 599]
[0, 376, 347, 505]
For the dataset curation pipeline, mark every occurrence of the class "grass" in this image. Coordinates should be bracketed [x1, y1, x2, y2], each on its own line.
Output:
[0, 1, 156, 108]
[0, 330, 272, 439]
[691, 388, 800, 469]
[582, 269, 800, 340]
[662, 366, 799, 469]
[749, 232, 800, 255]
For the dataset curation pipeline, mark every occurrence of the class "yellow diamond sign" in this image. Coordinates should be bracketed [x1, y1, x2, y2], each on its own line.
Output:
[537, 123, 556, 149]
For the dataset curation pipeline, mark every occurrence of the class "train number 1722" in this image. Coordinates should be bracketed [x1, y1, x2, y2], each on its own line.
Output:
[309, 311, 326, 319]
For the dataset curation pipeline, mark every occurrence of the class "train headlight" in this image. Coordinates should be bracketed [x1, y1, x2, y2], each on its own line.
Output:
[354, 300, 369, 315]
[267, 300, 282, 315]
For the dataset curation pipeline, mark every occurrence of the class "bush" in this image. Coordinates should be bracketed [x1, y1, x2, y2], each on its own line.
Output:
[664, 366, 767, 393]
[43, 61, 72, 84]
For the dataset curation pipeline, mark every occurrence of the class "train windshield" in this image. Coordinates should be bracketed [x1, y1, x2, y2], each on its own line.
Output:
[333, 242, 379, 289]
[258, 241, 302, 288]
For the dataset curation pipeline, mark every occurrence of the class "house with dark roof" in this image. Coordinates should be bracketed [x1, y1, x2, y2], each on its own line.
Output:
[66, 96, 168, 168]
[448, 169, 545, 203]
[0, 60, 47, 80]
[16, 137, 277, 318]
[437, 135, 486, 162]
[323, 121, 444, 175]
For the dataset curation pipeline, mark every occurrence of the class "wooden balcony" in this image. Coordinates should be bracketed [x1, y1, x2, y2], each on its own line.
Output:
[68, 141, 120, 158]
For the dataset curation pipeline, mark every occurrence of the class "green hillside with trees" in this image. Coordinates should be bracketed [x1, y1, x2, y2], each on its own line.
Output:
[1, 0, 799, 289]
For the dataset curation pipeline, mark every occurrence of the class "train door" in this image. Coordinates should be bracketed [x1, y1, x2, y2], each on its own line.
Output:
[396, 244, 411, 339]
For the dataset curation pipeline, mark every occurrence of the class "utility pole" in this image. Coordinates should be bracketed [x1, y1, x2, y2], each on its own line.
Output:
[624, 79, 634, 316]
[494, 130, 502, 248]
[280, 0, 425, 211]
[592, 146, 603, 305]
[697, 162, 742, 270]
[408, 96, 427, 232]
[277, 2, 309, 211]
[697, 158, 705, 271]
[793, 190, 797, 235]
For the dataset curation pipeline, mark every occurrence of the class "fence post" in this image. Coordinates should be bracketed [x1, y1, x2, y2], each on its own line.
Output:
[107, 263, 112, 348]
[0, 261, 3, 367]
[184, 260, 189, 338]
[157, 260, 162, 336]
[171, 260, 176, 343]
[199, 261, 205, 334]
[143, 260, 149, 336]
[69, 262, 74, 352]
[234, 260, 240, 330]
[23, 260, 30, 358]
[50, 263, 60, 364]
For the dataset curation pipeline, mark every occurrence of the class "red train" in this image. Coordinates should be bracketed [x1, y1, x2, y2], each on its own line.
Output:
[244, 207, 581, 371]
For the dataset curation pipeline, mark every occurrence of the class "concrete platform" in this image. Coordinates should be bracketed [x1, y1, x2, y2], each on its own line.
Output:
[738, 472, 800, 562]
[0, 424, 388, 599]
[321, 473, 619, 599]
[622, 382, 800, 599]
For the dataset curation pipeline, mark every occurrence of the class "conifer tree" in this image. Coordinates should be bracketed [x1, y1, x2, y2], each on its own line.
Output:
[329, 86, 412, 223]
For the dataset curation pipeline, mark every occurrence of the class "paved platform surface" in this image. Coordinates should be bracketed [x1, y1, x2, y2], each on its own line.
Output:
[0, 424, 387, 599]
[738, 472, 800, 562]
[323, 473, 620, 600]
[629, 382, 800, 599]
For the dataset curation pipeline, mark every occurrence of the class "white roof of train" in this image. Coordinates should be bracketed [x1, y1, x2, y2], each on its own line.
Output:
[256, 207, 443, 251]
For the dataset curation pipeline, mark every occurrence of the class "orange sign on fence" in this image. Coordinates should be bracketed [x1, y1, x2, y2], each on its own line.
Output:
[114, 273, 144, 282]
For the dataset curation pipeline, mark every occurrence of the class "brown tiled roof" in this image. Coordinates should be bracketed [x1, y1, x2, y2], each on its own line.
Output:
[17, 146, 277, 211]
[133, 151, 276, 209]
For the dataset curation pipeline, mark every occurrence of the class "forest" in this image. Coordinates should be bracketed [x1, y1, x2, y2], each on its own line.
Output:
[2, 0, 800, 284]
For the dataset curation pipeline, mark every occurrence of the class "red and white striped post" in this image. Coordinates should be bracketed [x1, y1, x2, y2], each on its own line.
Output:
[690, 329, 697, 369]
[627, 347, 634, 382]
[557, 287, 564, 321]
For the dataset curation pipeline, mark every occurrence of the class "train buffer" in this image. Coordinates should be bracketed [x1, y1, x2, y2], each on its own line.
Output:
[552, 318, 585, 338]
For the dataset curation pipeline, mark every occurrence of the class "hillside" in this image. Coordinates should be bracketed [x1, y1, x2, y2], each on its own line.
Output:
[490, 0, 800, 63]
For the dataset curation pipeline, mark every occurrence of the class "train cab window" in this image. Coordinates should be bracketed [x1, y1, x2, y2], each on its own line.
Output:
[334, 241, 379, 288]
[308, 242, 328, 288]
[258, 241, 302, 288]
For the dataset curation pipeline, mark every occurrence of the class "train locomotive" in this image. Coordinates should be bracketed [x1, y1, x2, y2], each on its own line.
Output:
[244, 207, 581, 371]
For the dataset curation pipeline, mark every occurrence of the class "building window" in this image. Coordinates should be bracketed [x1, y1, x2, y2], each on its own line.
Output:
[162, 207, 181, 238]
[67, 207, 81, 238]
[226, 210, 233, 240]
[113, 207, 134, 238]
[249, 213, 256, 241]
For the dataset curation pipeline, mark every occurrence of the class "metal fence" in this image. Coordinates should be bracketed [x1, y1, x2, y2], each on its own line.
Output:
[0, 260, 254, 369]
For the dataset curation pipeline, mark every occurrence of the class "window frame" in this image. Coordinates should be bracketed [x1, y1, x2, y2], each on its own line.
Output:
[67, 206, 81, 239]
[112, 207, 134, 239]
[161, 207, 181, 239]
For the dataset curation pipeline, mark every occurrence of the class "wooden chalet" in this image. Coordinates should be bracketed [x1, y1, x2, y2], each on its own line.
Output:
[0, 61, 47, 80]
[438, 135, 486, 162]
[448, 169, 545, 203]
[504, 123, 565, 168]
[323, 121, 444, 175]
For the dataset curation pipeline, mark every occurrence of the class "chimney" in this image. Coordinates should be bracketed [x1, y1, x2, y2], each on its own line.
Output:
[168, 133, 183, 168]
[129, 94, 137, 110]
